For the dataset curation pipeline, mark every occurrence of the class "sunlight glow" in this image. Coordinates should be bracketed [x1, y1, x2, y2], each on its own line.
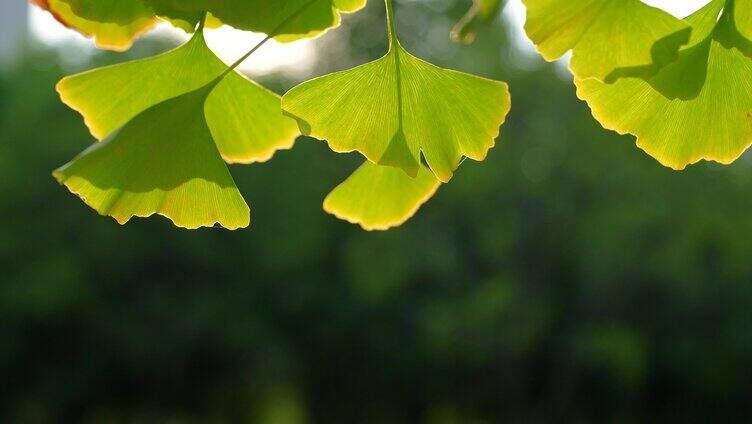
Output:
[29, 0, 712, 74]
[503, 0, 712, 53]
[28, 5, 315, 76]
[502, 0, 713, 72]
[640, 0, 712, 18]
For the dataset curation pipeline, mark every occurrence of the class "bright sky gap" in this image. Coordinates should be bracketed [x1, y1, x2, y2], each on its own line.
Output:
[29, 0, 710, 74]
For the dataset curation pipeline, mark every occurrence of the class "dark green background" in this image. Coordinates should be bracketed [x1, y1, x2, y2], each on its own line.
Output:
[3, 1, 752, 422]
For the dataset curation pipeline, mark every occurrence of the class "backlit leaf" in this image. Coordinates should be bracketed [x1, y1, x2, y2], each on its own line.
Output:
[736, 0, 752, 41]
[57, 0, 154, 26]
[57, 31, 298, 164]
[31, 0, 157, 51]
[576, 0, 752, 170]
[522, 0, 691, 81]
[282, 1, 511, 182]
[324, 162, 440, 231]
[53, 86, 250, 230]
[144, 0, 366, 41]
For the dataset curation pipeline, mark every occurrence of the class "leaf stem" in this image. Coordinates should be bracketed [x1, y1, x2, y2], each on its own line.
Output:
[197, 12, 207, 32]
[217, 0, 320, 80]
[385, 0, 398, 48]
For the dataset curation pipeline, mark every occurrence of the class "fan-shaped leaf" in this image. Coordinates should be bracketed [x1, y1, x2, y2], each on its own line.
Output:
[57, 31, 298, 164]
[522, 0, 691, 81]
[576, 0, 752, 170]
[324, 162, 440, 231]
[53, 86, 250, 230]
[31, 0, 157, 51]
[282, 4, 510, 182]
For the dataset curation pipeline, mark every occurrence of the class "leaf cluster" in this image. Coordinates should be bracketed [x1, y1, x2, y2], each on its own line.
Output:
[33, 0, 752, 231]
[522, 0, 752, 169]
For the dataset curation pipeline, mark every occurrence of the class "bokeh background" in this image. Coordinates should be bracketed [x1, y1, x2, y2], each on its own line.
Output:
[3, 0, 752, 422]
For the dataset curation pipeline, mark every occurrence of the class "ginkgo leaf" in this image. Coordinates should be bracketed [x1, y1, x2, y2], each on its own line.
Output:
[282, 0, 511, 183]
[57, 0, 154, 26]
[716, 0, 752, 58]
[144, 0, 366, 41]
[31, 0, 157, 51]
[324, 161, 440, 231]
[576, 0, 752, 170]
[522, 0, 692, 81]
[205, 76, 300, 163]
[53, 85, 250, 230]
[736, 0, 752, 41]
[451, 0, 505, 44]
[57, 31, 298, 164]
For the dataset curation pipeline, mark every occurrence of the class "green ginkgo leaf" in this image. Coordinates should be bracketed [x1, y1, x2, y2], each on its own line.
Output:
[144, 0, 366, 41]
[324, 161, 440, 231]
[282, 0, 511, 182]
[736, 0, 752, 41]
[53, 85, 250, 230]
[522, 0, 692, 81]
[57, 31, 299, 164]
[576, 0, 752, 170]
[31, 0, 157, 51]
[57, 0, 154, 26]
[716, 0, 752, 58]
[451, 0, 505, 44]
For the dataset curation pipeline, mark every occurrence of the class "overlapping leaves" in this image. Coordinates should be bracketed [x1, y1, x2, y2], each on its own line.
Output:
[32, 0, 366, 50]
[145, 0, 366, 41]
[282, 0, 511, 228]
[54, 29, 298, 229]
[45, 0, 511, 231]
[41, 0, 752, 231]
[54, 85, 251, 230]
[31, 0, 156, 51]
[58, 31, 298, 163]
[282, 43, 511, 182]
[522, 0, 692, 81]
[574, 0, 752, 169]
[505, 0, 752, 170]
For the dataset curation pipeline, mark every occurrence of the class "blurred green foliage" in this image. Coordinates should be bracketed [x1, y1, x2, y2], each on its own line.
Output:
[3, 0, 752, 422]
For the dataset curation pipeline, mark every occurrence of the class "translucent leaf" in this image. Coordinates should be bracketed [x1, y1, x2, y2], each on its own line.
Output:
[575, 0, 752, 170]
[451, 0, 505, 44]
[34, 0, 365, 47]
[281, 3, 511, 182]
[31, 0, 157, 51]
[56, 0, 154, 26]
[144, 0, 366, 41]
[57, 31, 298, 164]
[736, 0, 752, 41]
[53, 86, 250, 230]
[522, 0, 692, 81]
[715, 0, 752, 58]
[324, 162, 440, 231]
